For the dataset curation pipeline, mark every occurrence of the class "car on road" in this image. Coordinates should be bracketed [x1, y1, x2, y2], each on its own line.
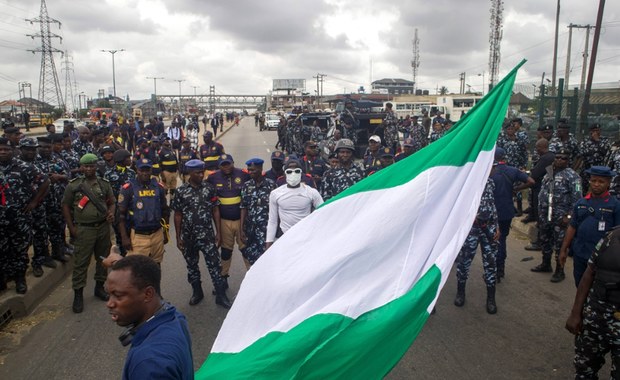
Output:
[265, 113, 280, 131]
[53, 118, 85, 133]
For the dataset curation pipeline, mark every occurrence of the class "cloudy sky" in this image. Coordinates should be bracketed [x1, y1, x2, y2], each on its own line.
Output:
[0, 0, 618, 106]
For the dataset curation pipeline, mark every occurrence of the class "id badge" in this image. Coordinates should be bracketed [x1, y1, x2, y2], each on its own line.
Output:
[599, 221, 606, 231]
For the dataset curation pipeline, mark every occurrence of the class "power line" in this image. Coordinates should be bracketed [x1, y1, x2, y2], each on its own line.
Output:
[0, 0, 33, 14]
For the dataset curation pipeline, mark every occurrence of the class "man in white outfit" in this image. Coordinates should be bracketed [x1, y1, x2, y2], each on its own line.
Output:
[266, 159, 323, 249]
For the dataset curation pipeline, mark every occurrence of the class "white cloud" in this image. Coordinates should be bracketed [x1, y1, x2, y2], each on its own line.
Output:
[0, 0, 617, 105]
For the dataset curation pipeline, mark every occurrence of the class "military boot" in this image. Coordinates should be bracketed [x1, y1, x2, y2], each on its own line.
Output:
[212, 275, 229, 295]
[73, 288, 84, 313]
[15, 276, 27, 294]
[94, 281, 109, 301]
[32, 265, 44, 278]
[51, 243, 69, 263]
[454, 282, 466, 307]
[486, 286, 497, 314]
[215, 285, 232, 309]
[550, 263, 565, 283]
[189, 282, 204, 306]
[531, 255, 552, 273]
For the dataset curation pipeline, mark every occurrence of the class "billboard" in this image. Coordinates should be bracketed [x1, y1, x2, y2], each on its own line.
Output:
[273, 79, 306, 91]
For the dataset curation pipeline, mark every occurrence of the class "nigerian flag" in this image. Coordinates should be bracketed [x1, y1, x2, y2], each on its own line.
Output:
[197, 60, 525, 379]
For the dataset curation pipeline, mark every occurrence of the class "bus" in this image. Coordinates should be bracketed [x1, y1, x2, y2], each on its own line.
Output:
[382, 101, 447, 119]
[436, 95, 483, 121]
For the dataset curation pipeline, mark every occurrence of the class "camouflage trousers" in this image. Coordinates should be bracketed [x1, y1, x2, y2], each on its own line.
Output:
[242, 222, 267, 265]
[46, 207, 66, 253]
[182, 237, 224, 289]
[574, 300, 620, 379]
[0, 213, 32, 279]
[456, 223, 497, 286]
[31, 205, 51, 266]
[539, 221, 566, 262]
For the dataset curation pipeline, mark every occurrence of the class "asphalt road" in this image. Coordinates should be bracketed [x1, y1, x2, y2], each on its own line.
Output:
[0, 117, 593, 379]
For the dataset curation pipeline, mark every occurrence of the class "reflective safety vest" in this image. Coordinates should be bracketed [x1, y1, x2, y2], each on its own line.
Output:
[127, 178, 164, 231]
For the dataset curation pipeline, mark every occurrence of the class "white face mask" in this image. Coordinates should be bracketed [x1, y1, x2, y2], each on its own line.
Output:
[285, 169, 302, 187]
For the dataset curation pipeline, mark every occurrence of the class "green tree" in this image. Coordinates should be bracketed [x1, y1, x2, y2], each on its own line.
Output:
[439, 86, 449, 95]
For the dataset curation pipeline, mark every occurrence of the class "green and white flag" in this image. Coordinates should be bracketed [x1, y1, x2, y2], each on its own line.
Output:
[197, 60, 525, 379]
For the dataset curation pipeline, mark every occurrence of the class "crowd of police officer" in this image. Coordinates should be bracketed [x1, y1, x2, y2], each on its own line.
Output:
[4, 110, 620, 377]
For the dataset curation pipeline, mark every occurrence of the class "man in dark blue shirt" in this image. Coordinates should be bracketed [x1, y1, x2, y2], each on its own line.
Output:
[104, 255, 193, 380]
[559, 166, 620, 286]
[490, 147, 534, 280]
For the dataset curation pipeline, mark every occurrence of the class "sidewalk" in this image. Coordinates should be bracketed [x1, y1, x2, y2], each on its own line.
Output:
[0, 120, 238, 329]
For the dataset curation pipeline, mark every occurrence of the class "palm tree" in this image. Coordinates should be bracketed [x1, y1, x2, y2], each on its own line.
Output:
[439, 86, 449, 95]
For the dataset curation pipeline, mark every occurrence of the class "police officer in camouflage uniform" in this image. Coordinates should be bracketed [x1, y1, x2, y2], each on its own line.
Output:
[0, 137, 49, 293]
[171, 159, 231, 309]
[62, 153, 115, 313]
[240, 158, 276, 266]
[301, 141, 329, 191]
[104, 149, 136, 254]
[497, 122, 528, 169]
[576, 123, 611, 194]
[339, 101, 359, 146]
[566, 226, 620, 379]
[454, 178, 499, 314]
[72, 126, 94, 158]
[549, 120, 579, 166]
[19, 138, 56, 277]
[381, 103, 400, 152]
[408, 117, 427, 154]
[37, 135, 71, 263]
[61, 133, 80, 178]
[321, 139, 365, 201]
[532, 148, 582, 282]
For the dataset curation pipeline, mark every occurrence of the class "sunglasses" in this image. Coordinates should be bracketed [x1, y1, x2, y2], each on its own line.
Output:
[555, 156, 569, 160]
[285, 168, 302, 175]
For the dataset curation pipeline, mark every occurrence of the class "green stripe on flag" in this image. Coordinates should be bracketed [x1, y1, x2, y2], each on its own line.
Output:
[197, 265, 442, 380]
[322, 59, 526, 207]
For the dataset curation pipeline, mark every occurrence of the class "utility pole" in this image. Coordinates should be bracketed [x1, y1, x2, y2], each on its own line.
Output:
[550, 0, 560, 96]
[580, 25, 593, 90]
[100, 49, 125, 99]
[580, 0, 605, 132]
[411, 28, 420, 94]
[312, 73, 325, 108]
[564, 24, 575, 90]
[173, 79, 185, 112]
[146, 76, 164, 99]
[459, 72, 466, 94]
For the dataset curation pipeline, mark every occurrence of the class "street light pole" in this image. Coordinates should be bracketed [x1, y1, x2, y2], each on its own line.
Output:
[101, 49, 125, 99]
[478, 71, 486, 95]
[146, 76, 164, 98]
[173, 79, 185, 112]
